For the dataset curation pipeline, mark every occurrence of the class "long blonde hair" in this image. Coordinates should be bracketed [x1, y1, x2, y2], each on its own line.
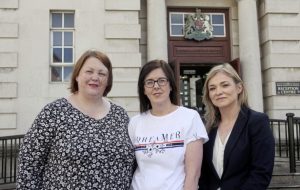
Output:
[202, 63, 248, 128]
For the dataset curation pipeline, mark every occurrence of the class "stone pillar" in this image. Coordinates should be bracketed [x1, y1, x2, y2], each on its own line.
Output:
[237, 0, 263, 111]
[147, 0, 168, 61]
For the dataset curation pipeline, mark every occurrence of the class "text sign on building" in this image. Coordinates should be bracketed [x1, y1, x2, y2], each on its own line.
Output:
[276, 82, 300, 95]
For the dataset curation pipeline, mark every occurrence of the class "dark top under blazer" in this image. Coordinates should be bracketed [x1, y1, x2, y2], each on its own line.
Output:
[198, 106, 275, 190]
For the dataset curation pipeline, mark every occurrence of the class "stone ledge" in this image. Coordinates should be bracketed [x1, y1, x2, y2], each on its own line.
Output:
[0, 183, 16, 190]
[0, 0, 18, 9]
[264, 0, 300, 14]
[262, 54, 300, 70]
[268, 26, 300, 41]
[261, 26, 300, 43]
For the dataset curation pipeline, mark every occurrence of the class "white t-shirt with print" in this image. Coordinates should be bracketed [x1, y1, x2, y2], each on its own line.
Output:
[128, 106, 209, 190]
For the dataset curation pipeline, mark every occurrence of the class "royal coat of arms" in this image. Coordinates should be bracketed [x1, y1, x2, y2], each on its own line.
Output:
[184, 9, 214, 41]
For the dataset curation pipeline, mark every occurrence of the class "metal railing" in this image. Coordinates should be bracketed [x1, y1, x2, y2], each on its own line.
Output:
[0, 135, 24, 185]
[0, 113, 299, 185]
[270, 113, 300, 173]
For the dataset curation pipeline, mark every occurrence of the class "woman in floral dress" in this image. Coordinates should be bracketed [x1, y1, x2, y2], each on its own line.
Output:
[17, 50, 135, 190]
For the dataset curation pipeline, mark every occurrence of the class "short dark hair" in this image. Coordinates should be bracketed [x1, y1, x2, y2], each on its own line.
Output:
[69, 50, 113, 96]
[138, 59, 178, 113]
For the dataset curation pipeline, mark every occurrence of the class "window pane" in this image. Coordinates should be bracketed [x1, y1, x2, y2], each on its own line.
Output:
[213, 26, 224, 36]
[171, 25, 183, 35]
[51, 67, 62, 82]
[63, 66, 73, 81]
[64, 13, 74, 28]
[53, 48, 62, 62]
[64, 32, 73, 46]
[212, 15, 224, 24]
[64, 48, 73, 63]
[171, 14, 183, 24]
[53, 32, 62, 46]
[52, 13, 62, 28]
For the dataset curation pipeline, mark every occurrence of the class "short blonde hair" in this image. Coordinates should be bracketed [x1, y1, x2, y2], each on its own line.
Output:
[202, 63, 248, 128]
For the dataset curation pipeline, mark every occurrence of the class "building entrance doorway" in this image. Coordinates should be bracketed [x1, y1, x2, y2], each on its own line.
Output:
[179, 64, 212, 115]
[167, 8, 233, 116]
[170, 60, 240, 116]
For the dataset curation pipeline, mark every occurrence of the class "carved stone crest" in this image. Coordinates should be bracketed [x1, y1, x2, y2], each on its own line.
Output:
[184, 9, 214, 41]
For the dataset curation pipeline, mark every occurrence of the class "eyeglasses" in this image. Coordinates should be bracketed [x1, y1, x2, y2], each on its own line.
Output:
[144, 77, 169, 88]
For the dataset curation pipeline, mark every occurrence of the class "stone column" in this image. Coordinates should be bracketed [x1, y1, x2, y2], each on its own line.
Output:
[147, 0, 168, 61]
[237, 0, 263, 111]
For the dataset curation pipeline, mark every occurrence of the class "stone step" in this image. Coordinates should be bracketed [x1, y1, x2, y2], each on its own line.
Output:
[269, 173, 300, 190]
[0, 183, 16, 190]
[268, 157, 300, 189]
[273, 157, 300, 173]
[270, 173, 300, 185]
[268, 185, 300, 190]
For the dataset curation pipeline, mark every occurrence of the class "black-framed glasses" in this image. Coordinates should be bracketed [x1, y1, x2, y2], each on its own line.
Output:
[144, 77, 169, 88]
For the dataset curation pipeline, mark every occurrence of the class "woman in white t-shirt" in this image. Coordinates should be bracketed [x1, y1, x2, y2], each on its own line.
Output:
[129, 60, 208, 190]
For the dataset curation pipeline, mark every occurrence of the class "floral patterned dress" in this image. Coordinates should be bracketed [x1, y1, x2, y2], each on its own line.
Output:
[17, 98, 135, 190]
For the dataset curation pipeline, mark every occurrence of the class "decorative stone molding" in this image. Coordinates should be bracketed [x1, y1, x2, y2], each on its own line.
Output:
[184, 9, 214, 41]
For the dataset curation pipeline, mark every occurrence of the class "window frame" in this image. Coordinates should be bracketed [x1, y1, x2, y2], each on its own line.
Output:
[50, 11, 75, 83]
[169, 12, 226, 38]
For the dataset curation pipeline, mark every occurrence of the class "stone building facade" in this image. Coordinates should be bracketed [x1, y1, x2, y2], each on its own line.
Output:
[0, 0, 299, 136]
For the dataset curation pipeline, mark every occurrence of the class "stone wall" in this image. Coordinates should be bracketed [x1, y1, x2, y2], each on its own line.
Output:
[259, 0, 300, 119]
[0, 0, 141, 136]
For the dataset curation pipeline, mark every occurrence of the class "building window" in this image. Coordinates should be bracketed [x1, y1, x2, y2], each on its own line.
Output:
[169, 12, 225, 37]
[50, 11, 75, 82]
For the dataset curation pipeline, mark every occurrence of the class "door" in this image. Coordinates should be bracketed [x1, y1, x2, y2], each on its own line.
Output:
[170, 59, 240, 116]
[168, 8, 235, 116]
